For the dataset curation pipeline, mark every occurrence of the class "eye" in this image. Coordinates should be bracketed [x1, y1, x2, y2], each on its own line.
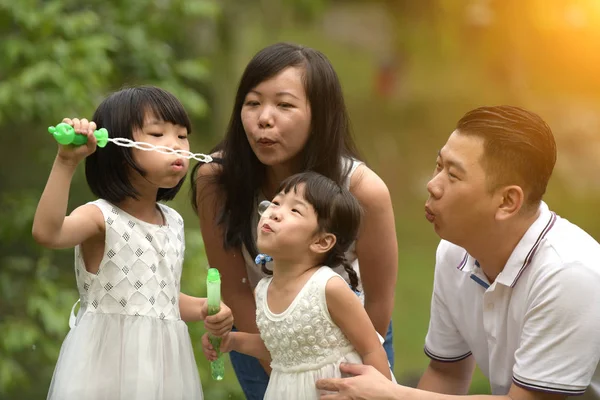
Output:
[279, 103, 294, 108]
[178, 135, 188, 139]
[291, 208, 302, 215]
[150, 133, 163, 137]
[448, 172, 458, 179]
[271, 201, 280, 206]
[244, 100, 259, 107]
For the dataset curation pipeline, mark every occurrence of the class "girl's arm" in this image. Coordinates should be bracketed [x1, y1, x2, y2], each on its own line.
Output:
[227, 332, 270, 360]
[202, 331, 271, 362]
[350, 165, 398, 337]
[194, 162, 272, 372]
[326, 276, 392, 380]
[32, 120, 104, 249]
[179, 293, 206, 322]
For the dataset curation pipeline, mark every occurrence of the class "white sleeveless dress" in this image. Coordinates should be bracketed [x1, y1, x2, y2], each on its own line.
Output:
[47, 199, 203, 400]
[255, 267, 394, 400]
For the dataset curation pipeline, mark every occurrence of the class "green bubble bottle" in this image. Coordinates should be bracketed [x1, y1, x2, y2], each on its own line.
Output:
[207, 268, 225, 380]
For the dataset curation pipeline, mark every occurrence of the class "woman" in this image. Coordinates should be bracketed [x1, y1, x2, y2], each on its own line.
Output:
[191, 42, 398, 400]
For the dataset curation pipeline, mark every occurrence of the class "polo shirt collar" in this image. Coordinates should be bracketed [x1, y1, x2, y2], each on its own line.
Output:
[495, 201, 556, 287]
[456, 202, 557, 288]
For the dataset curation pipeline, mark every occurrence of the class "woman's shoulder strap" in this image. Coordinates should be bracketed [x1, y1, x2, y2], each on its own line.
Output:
[341, 157, 364, 189]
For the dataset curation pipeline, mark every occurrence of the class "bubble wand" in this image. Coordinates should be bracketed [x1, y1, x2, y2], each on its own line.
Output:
[206, 268, 225, 380]
[48, 122, 213, 163]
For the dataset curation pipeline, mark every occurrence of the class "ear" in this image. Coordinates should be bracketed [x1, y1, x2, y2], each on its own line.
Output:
[495, 185, 524, 221]
[310, 232, 336, 255]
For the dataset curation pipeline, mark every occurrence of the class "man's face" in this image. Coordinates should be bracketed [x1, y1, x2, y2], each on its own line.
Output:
[425, 130, 499, 247]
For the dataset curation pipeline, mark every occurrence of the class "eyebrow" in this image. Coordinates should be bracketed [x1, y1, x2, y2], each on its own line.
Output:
[291, 199, 309, 208]
[248, 90, 300, 100]
[438, 150, 466, 174]
[275, 192, 310, 208]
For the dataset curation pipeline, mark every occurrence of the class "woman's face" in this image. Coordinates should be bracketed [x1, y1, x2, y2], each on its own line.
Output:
[241, 66, 311, 169]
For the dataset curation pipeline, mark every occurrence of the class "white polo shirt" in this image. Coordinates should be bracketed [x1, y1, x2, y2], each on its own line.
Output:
[424, 202, 600, 397]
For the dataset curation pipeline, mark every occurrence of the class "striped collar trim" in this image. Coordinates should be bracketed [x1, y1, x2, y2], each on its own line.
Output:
[455, 202, 557, 288]
[499, 210, 557, 288]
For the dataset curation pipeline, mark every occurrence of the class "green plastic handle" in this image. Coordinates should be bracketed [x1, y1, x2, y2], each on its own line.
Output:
[206, 268, 225, 380]
[48, 122, 109, 148]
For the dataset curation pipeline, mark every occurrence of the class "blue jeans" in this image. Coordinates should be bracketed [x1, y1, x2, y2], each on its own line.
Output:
[229, 322, 395, 400]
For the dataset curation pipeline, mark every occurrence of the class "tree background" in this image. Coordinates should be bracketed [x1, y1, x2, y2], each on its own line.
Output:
[2, 0, 600, 398]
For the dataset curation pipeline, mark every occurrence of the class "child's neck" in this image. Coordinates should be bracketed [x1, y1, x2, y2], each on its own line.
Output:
[117, 195, 163, 225]
[270, 257, 320, 286]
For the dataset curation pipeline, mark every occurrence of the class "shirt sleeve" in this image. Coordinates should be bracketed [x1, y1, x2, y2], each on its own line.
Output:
[512, 262, 600, 395]
[424, 241, 472, 362]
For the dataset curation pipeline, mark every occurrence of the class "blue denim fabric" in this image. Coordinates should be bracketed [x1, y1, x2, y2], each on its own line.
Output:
[229, 347, 269, 400]
[383, 322, 395, 372]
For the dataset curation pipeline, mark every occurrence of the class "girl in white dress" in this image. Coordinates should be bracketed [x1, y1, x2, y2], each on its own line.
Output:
[32, 86, 232, 400]
[202, 171, 395, 400]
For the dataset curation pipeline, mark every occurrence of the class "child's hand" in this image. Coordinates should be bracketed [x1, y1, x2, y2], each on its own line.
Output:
[56, 117, 98, 166]
[201, 300, 234, 337]
[202, 332, 234, 361]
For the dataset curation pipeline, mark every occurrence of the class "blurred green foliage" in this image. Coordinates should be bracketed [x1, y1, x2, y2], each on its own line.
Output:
[2, 0, 600, 398]
[0, 0, 218, 398]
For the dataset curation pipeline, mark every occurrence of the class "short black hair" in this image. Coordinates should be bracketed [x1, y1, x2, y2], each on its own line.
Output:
[456, 105, 556, 208]
[86, 86, 192, 202]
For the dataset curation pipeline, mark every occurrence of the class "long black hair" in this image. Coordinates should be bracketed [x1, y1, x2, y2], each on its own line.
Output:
[191, 42, 361, 259]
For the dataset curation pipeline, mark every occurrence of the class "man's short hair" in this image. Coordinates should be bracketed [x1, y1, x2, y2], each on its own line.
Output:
[456, 105, 556, 208]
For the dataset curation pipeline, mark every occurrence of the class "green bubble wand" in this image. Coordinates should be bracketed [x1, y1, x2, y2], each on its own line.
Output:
[206, 268, 225, 380]
[48, 122, 212, 163]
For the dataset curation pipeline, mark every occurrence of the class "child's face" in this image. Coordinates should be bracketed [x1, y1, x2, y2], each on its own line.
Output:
[241, 66, 311, 169]
[257, 184, 320, 257]
[130, 113, 190, 189]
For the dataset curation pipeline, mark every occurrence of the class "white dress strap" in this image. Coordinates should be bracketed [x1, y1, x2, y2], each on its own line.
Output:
[68, 299, 80, 329]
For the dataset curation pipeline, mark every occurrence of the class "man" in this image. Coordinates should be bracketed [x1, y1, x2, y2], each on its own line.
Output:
[317, 106, 600, 399]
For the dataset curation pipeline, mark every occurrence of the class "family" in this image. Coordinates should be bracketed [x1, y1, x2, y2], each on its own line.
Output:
[32, 42, 600, 400]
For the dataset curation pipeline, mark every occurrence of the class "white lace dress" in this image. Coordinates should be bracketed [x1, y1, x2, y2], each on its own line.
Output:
[47, 199, 203, 400]
[255, 266, 394, 400]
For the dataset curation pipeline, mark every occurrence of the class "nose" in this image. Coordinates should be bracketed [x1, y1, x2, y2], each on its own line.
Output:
[426, 173, 443, 200]
[258, 106, 274, 129]
[268, 209, 281, 221]
[165, 134, 181, 151]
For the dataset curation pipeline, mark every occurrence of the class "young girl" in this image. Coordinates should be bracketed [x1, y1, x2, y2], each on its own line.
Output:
[32, 86, 232, 400]
[202, 171, 395, 400]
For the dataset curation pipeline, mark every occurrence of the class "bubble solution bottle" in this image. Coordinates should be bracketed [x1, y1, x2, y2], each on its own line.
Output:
[207, 268, 225, 380]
